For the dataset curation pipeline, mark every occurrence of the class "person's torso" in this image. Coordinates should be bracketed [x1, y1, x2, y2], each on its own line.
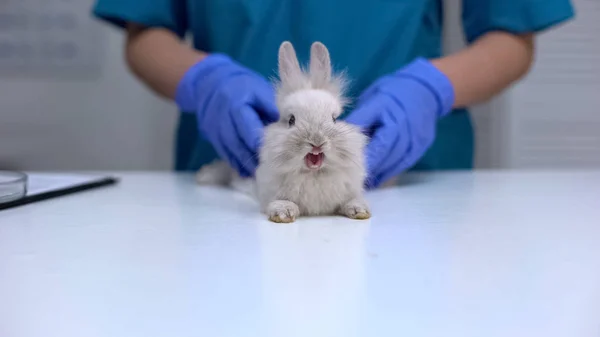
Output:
[176, 0, 473, 172]
[188, 0, 443, 101]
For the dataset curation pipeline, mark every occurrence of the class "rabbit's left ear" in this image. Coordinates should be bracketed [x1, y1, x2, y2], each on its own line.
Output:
[309, 41, 332, 89]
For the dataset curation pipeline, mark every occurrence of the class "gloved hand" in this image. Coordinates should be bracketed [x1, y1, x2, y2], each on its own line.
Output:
[175, 54, 279, 177]
[345, 58, 455, 188]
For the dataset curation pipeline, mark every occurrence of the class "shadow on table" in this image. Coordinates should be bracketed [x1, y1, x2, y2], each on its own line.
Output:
[377, 172, 439, 191]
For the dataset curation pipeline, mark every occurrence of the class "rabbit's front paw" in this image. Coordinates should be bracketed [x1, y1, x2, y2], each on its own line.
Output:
[340, 198, 371, 220]
[267, 200, 300, 223]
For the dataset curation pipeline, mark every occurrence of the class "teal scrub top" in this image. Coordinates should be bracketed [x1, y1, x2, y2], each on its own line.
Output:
[92, 0, 574, 172]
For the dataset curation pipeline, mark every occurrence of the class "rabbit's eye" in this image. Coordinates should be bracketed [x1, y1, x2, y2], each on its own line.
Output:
[332, 115, 336, 123]
[288, 114, 295, 127]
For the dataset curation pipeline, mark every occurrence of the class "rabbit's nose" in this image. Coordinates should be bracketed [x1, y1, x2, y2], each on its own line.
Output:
[310, 143, 324, 153]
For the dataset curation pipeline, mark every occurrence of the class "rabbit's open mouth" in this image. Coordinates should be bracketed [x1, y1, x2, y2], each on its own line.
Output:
[305, 151, 324, 169]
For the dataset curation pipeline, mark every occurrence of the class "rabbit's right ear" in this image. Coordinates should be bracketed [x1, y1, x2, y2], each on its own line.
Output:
[278, 41, 304, 89]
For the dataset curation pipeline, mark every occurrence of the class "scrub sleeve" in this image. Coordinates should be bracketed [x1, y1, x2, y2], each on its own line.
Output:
[92, 0, 187, 37]
[462, 0, 575, 43]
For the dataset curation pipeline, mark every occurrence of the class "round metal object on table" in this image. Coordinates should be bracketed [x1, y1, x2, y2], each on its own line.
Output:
[0, 171, 27, 204]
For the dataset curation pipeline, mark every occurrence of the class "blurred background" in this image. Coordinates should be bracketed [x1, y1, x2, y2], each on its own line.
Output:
[0, 0, 598, 172]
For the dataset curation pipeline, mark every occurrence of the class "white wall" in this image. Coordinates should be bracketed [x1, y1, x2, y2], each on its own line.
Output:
[0, 2, 177, 171]
[506, 0, 600, 169]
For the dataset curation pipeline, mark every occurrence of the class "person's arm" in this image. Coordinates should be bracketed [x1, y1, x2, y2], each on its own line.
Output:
[123, 23, 279, 177]
[441, 0, 576, 109]
[431, 31, 534, 109]
[124, 23, 207, 100]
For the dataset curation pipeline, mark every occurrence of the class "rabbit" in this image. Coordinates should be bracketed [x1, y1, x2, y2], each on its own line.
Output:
[196, 41, 370, 223]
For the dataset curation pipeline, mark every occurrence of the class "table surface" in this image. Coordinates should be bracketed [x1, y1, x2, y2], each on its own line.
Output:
[1, 170, 600, 337]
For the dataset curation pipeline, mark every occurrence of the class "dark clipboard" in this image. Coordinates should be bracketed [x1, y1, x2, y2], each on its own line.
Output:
[0, 176, 118, 211]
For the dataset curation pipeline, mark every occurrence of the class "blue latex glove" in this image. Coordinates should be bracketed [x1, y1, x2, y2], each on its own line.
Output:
[175, 54, 279, 177]
[345, 58, 455, 188]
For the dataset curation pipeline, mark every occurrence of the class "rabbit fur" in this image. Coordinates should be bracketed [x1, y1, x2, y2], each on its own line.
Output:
[196, 41, 370, 223]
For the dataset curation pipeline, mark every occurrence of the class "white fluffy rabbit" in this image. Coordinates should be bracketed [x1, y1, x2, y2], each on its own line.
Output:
[196, 41, 370, 223]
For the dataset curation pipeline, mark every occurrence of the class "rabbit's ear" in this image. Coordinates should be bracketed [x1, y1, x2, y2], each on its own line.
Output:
[278, 41, 303, 87]
[309, 41, 332, 88]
